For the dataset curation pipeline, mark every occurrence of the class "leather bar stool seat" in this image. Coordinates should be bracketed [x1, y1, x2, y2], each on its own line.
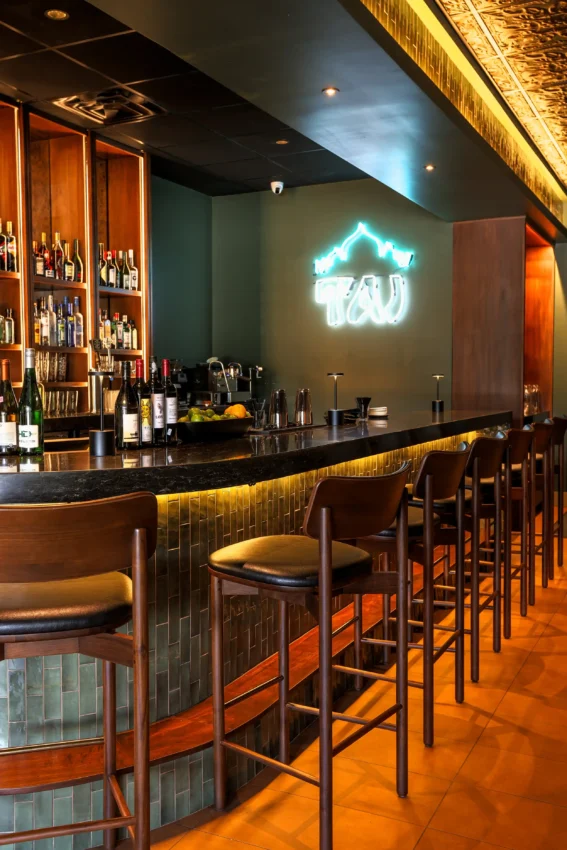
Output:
[464, 475, 496, 498]
[0, 572, 132, 636]
[407, 484, 472, 523]
[378, 505, 441, 539]
[209, 534, 372, 588]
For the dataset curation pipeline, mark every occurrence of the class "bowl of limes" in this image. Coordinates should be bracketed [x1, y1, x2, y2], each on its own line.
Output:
[176, 405, 253, 442]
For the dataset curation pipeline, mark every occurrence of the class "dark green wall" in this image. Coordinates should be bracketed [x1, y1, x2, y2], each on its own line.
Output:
[212, 178, 453, 417]
[151, 175, 212, 364]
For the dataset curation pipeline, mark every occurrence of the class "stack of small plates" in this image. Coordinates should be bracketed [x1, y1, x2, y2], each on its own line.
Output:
[369, 406, 388, 419]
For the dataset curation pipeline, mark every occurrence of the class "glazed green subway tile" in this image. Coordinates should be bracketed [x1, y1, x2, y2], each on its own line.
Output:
[26, 695, 45, 745]
[159, 769, 175, 827]
[188, 759, 203, 814]
[78, 712, 96, 740]
[78, 663, 95, 718]
[33, 791, 53, 829]
[61, 691, 79, 742]
[44, 668, 62, 722]
[8, 669, 25, 723]
[0, 795, 15, 832]
[44, 718, 62, 744]
[60, 656, 78, 695]
[25, 658, 43, 697]
[9, 721, 26, 748]
[14, 800, 33, 850]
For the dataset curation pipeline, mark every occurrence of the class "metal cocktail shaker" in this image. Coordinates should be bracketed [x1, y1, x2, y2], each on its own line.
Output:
[294, 388, 313, 426]
[269, 389, 288, 428]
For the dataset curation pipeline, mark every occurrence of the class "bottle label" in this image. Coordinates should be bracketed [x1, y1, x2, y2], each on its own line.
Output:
[18, 424, 39, 449]
[130, 270, 138, 290]
[108, 268, 116, 286]
[152, 393, 165, 428]
[121, 413, 139, 443]
[166, 397, 178, 424]
[141, 398, 152, 442]
[35, 256, 45, 276]
[0, 422, 17, 447]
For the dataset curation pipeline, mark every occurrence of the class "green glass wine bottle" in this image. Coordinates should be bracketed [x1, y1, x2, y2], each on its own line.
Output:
[18, 348, 44, 456]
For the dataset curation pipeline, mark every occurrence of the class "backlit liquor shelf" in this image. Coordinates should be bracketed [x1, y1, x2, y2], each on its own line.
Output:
[0, 99, 150, 419]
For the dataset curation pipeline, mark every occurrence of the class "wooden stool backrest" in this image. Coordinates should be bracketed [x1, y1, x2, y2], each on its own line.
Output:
[552, 416, 567, 446]
[0, 492, 157, 583]
[506, 427, 534, 465]
[303, 462, 410, 540]
[466, 434, 507, 480]
[412, 443, 470, 501]
[533, 421, 553, 454]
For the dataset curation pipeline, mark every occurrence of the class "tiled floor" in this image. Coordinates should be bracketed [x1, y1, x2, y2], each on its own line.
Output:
[147, 542, 567, 850]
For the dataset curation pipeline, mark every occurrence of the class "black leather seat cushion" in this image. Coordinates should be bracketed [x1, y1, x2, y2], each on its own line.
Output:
[376, 506, 440, 539]
[407, 484, 472, 516]
[464, 476, 496, 499]
[0, 572, 132, 636]
[209, 535, 372, 588]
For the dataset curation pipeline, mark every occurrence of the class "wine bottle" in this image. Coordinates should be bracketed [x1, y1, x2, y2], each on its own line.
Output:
[131, 318, 138, 350]
[4, 308, 14, 345]
[66, 301, 75, 348]
[115, 360, 139, 450]
[18, 348, 43, 456]
[44, 234, 54, 279]
[37, 233, 47, 275]
[57, 304, 66, 347]
[33, 301, 40, 346]
[134, 358, 152, 448]
[116, 250, 124, 288]
[99, 308, 104, 341]
[122, 250, 131, 290]
[0, 312, 4, 344]
[149, 356, 165, 445]
[98, 242, 108, 286]
[47, 295, 57, 347]
[0, 220, 6, 272]
[107, 250, 116, 287]
[63, 242, 74, 281]
[128, 249, 138, 290]
[123, 314, 131, 350]
[73, 296, 84, 347]
[53, 232, 64, 280]
[0, 358, 19, 456]
[6, 222, 17, 273]
[72, 238, 83, 283]
[116, 314, 124, 349]
[39, 297, 49, 347]
[162, 359, 178, 445]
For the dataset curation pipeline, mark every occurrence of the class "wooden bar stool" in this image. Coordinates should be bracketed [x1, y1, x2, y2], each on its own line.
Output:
[0, 493, 157, 850]
[551, 416, 567, 568]
[504, 426, 534, 632]
[356, 444, 470, 748]
[209, 464, 411, 850]
[532, 421, 554, 590]
[463, 434, 508, 682]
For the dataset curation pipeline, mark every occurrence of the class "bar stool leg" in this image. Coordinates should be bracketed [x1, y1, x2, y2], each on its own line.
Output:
[529, 449, 536, 606]
[543, 450, 550, 589]
[548, 445, 555, 582]
[471, 471, 481, 683]
[103, 660, 117, 850]
[423, 477, 435, 748]
[520, 460, 529, 617]
[559, 443, 565, 568]
[132, 528, 150, 850]
[503, 462, 512, 638]
[455, 486, 465, 704]
[396, 492, 409, 798]
[353, 594, 363, 692]
[211, 575, 228, 811]
[493, 473, 502, 653]
[319, 507, 334, 850]
[382, 554, 391, 667]
[279, 600, 290, 764]
[407, 559, 414, 644]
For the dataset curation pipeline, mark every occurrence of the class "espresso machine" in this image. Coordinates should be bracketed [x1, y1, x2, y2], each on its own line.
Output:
[177, 358, 263, 406]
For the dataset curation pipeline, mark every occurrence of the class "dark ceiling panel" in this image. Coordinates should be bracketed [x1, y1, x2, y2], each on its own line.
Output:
[0, 24, 43, 59]
[61, 32, 190, 83]
[0, 50, 112, 99]
[235, 128, 322, 157]
[201, 157, 290, 181]
[194, 103, 287, 137]
[0, 0, 129, 46]
[271, 149, 368, 179]
[99, 113, 215, 148]
[132, 71, 244, 113]
[159, 138, 256, 166]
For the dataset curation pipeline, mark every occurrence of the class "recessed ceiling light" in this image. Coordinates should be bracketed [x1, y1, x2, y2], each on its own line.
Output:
[424, 163, 436, 172]
[275, 139, 289, 145]
[322, 86, 339, 97]
[44, 8, 69, 20]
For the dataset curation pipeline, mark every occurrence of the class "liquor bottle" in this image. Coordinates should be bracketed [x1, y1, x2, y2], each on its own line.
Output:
[33, 301, 40, 346]
[122, 250, 131, 290]
[44, 235, 54, 279]
[47, 295, 57, 347]
[99, 308, 104, 341]
[72, 238, 83, 283]
[0, 220, 6, 271]
[66, 301, 75, 348]
[56, 304, 66, 347]
[149, 356, 165, 445]
[116, 250, 124, 288]
[0, 312, 4, 344]
[134, 358, 152, 448]
[6, 222, 17, 273]
[128, 249, 138, 290]
[73, 296, 84, 348]
[104, 310, 112, 343]
[131, 318, 138, 350]
[115, 360, 139, 450]
[0, 358, 18, 456]
[33, 240, 43, 276]
[18, 348, 44, 456]
[98, 242, 108, 286]
[107, 250, 116, 287]
[4, 308, 15, 345]
[162, 359, 178, 445]
[110, 312, 119, 348]
[53, 232, 64, 280]
[37, 233, 47, 275]
[39, 297, 49, 347]
[116, 314, 124, 349]
[63, 242, 74, 281]
[122, 314, 131, 350]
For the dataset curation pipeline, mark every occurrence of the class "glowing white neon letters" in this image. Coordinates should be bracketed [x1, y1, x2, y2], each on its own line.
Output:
[314, 223, 414, 327]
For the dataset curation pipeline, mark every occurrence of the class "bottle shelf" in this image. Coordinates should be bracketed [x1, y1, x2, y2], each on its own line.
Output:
[107, 348, 143, 356]
[44, 381, 88, 388]
[0, 343, 22, 351]
[0, 271, 20, 280]
[99, 286, 141, 298]
[33, 276, 87, 291]
[38, 345, 88, 354]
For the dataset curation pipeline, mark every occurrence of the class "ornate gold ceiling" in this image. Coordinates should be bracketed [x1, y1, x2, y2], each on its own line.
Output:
[434, 0, 567, 186]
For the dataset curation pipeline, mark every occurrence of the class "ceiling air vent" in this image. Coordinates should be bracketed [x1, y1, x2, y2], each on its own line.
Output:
[53, 86, 166, 126]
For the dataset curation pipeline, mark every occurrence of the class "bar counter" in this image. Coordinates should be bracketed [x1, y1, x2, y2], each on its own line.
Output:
[0, 409, 508, 503]
[0, 408, 510, 836]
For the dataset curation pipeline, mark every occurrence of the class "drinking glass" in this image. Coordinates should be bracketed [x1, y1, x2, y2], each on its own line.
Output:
[250, 397, 266, 430]
[48, 351, 58, 383]
[68, 390, 79, 417]
[57, 353, 68, 382]
[356, 396, 372, 421]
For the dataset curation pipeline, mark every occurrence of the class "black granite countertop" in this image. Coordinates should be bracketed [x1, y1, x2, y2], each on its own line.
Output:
[0, 409, 510, 503]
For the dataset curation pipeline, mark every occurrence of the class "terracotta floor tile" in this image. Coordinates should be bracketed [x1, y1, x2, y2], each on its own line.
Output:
[494, 690, 567, 729]
[414, 828, 507, 849]
[506, 654, 567, 700]
[169, 830, 260, 850]
[190, 787, 423, 850]
[249, 749, 450, 826]
[430, 779, 567, 850]
[478, 714, 567, 763]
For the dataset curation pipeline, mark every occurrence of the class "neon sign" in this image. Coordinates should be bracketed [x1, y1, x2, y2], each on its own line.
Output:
[314, 222, 414, 327]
